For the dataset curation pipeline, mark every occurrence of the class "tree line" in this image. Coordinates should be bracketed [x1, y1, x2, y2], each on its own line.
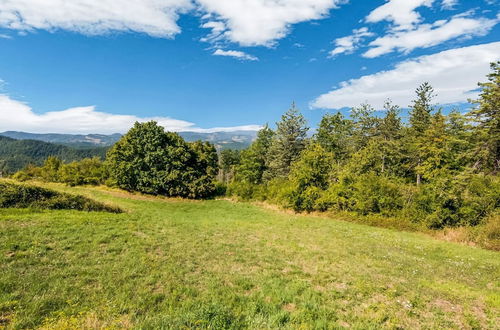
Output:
[222, 62, 499, 229]
[12, 62, 499, 229]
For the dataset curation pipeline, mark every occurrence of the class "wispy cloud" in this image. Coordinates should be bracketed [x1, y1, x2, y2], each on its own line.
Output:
[364, 12, 499, 58]
[0, 94, 260, 134]
[312, 42, 500, 110]
[213, 49, 258, 61]
[329, 27, 373, 57]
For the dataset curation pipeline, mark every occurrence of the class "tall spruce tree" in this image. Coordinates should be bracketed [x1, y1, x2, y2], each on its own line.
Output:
[408, 82, 436, 184]
[264, 103, 309, 180]
[409, 82, 435, 134]
[314, 112, 353, 162]
[469, 61, 500, 172]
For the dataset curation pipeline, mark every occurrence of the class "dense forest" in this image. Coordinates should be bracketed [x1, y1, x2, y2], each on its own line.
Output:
[0, 136, 108, 175]
[11, 62, 499, 234]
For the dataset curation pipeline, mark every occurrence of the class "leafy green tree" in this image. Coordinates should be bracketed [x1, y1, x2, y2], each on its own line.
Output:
[286, 143, 334, 211]
[219, 149, 241, 183]
[469, 61, 500, 172]
[265, 103, 309, 180]
[107, 121, 217, 198]
[314, 112, 353, 162]
[41, 156, 62, 182]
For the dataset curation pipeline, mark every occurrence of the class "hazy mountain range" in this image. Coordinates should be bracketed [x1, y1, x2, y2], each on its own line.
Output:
[0, 130, 257, 150]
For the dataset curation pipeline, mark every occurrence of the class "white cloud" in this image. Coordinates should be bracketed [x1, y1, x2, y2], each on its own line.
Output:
[0, 0, 192, 38]
[198, 0, 343, 46]
[0, 95, 260, 134]
[213, 49, 258, 61]
[0, 0, 345, 47]
[329, 27, 374, 57]
[366, 0, 434, 31]
[441, 0, 458, 10]
[312, 42, 500, 110]
[364, 12, 499, 57]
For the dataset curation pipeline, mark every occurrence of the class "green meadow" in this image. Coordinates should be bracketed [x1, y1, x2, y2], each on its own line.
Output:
[0, 184, 499, 329]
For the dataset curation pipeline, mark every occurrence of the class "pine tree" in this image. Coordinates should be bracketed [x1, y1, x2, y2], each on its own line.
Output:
[265, 103, 309, 180]
[314, 112, 353, 162]
[416, 111, 451, 181]
[409, 82, 435, 135]
[469, 61, 500, 172]
[351, 103, 378, 150]
[236, 124, 274, 184]
[408, 82, 436, 184]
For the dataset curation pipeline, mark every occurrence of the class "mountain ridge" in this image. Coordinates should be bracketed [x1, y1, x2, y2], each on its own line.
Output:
[0, 130, 257, 149]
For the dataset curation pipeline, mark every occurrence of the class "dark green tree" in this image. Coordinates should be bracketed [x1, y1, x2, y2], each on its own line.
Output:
[469, 61, 500, 172]
[107, 121, 217, 198]
[408, 82, 436, 184]
[409, 82, 435, 134]
[236, 125, 274, 184]
[265, 103, 309, 180]
[219, 149, 241, 183]
[314, 112, 353, 162]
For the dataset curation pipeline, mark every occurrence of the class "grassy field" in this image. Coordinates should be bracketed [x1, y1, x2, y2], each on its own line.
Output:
[0, 184, 499, 329]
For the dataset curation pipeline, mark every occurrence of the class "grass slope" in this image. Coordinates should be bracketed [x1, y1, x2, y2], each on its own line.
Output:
[0, 184, 499, 329]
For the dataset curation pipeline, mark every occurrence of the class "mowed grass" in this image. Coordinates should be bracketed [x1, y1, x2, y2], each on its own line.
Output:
[0, 184, 499, 329]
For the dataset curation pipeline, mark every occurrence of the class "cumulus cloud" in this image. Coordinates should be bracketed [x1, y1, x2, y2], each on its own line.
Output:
[329, 27, 374, 57]
[213, 49, 258, 61]
[364, 12, 499, 57]
[0, 95, 260, 134]
[0, 0, 345, 47]
[366, 0, 434, 31]
[198, 0, 343, 46]
[0, 0, 193, 38]
[311, 42, 500, 110]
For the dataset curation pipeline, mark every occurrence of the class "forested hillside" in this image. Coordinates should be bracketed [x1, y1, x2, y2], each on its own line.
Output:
[0, 136, 108, 175]
[0, 130, 257, 150]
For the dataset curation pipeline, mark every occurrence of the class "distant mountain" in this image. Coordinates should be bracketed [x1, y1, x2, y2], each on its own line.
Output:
[179, 131, 257, 150]
[0, 130, 257, 150]
[0, 136, 107, 175]
[0, 131, 122, 148]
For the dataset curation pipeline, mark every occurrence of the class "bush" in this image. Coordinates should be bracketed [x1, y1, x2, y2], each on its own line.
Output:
[406, 174, 500, 228]
[351, 173, 405, 216]
[0, 181, 121, 213]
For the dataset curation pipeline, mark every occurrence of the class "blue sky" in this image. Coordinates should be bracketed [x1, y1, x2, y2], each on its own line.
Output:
[0, 0, 499, 134]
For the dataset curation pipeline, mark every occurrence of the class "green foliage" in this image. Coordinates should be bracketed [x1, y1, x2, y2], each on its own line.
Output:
[469, 61, 500, 172]
[314, 112, 353, 161]
[13, 157, 108, 186]
[0, 181, 121, 213]
[408, 174, 500, 228]
[219, 149, 241, 183]
[286, 144, 334, 211]
[228, 65, 500, 230]
[265, 103, 309, 180]
[0, 135, 107, 175]
[106, 121, 218, 198]
[236, 125, 274, 185]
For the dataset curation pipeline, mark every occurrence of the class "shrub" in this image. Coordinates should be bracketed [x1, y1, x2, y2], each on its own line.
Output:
[351, 173, 405, 216]
[0, 181, 121, 213]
